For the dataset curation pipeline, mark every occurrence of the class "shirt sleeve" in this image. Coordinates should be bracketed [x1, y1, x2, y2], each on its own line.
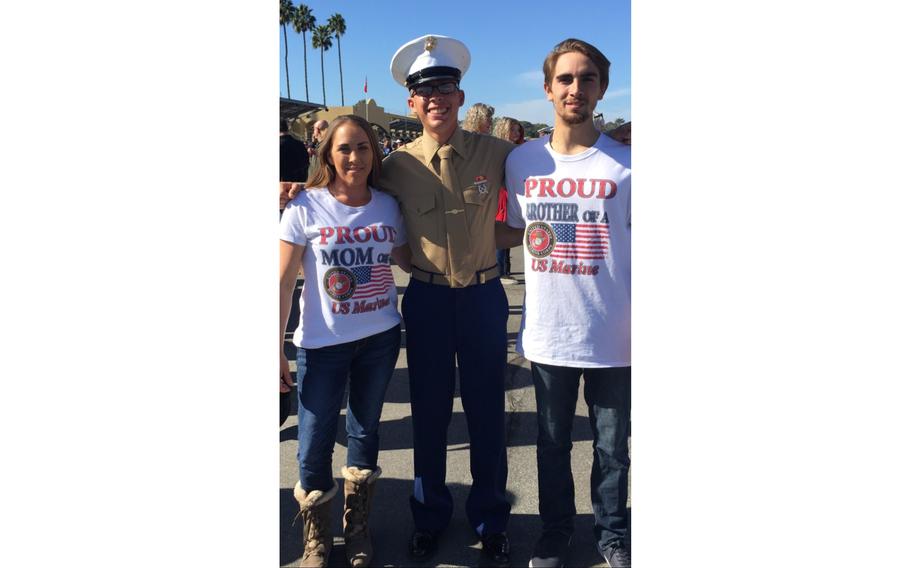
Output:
[495, 187, 508, 222]
[393, 206, 408, 247]
[626, 178, 631, 229]
[279, 198, 309, 247]
[504, 154, 525, 229]
[377, 154, 402, 198]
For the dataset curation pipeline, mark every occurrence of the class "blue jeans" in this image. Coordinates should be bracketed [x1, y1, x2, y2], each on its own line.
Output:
[295, 324, 401, 491]
[401, 277, 510, 536]
[532, 363, 631, 549]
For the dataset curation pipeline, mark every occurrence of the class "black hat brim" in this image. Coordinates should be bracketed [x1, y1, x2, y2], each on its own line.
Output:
[405, 66, 462, 89]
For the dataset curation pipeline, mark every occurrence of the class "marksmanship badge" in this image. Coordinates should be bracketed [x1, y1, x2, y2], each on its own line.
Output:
[474, 175, 489, 195]
[526, 222, 556, 258]
[323, 267, 356, 301]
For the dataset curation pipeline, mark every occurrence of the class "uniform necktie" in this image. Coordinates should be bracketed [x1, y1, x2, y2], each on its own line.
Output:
[437, 144, 473, 285]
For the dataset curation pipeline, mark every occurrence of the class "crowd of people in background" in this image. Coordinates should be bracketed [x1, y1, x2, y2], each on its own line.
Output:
[284, 110, 564, 168]
[379, 136, 415, 155]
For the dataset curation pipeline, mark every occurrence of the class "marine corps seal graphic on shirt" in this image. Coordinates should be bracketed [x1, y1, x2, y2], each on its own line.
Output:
[526, 221, 556, 258]
[323, 267, 356, 301]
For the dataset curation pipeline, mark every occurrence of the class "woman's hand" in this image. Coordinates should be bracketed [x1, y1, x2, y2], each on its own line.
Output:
[280, 352, 294, 393]
[279, 239, 305, 394]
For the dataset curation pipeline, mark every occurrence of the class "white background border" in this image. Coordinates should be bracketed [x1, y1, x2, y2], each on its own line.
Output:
[3, 1, 909, 566]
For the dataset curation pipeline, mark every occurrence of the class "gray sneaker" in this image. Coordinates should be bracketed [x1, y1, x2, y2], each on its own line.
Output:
[600, 540, 631, 568]
[528, 531, 572, 568]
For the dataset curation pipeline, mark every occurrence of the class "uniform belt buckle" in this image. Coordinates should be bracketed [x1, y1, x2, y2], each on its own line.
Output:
[475, 265, 499, 285]
[412, 266, 449, 286]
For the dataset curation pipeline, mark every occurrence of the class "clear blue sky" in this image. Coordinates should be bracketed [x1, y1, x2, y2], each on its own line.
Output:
[279, 0, 631, 126]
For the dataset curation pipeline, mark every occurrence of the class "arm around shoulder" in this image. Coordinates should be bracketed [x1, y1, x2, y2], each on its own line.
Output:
[280, 182, 305, 210]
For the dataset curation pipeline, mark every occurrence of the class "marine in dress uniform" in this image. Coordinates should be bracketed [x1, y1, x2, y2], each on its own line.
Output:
[378, 34, 514, 565]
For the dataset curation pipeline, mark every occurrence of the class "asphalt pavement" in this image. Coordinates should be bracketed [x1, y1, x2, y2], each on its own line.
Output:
[280, 250, 626, 567]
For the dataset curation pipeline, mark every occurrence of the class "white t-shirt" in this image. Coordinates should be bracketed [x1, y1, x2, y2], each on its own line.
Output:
[505, 134, 631, 368]
[280, 187, 407, 349]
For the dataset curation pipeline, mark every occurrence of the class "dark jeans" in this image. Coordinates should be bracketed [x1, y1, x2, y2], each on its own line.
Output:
[295, 324, 401, 491]
[532, 363, 631, 549]
[402, 277, 510, 536]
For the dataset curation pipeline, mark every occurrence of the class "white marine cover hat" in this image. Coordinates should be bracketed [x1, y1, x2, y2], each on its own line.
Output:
[390, 34, 471, 89]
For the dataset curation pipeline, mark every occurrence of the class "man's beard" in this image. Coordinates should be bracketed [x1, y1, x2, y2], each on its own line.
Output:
[559, 104, 590, 125]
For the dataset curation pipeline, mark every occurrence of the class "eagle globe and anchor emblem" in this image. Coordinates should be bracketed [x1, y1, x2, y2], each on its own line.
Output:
[323, 267, 357, 301]
[525, 221, 556, 258]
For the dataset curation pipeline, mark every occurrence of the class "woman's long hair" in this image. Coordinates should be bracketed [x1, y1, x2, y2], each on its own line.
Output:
[492, 116, 525, 144]
[462, 102, 495, 133]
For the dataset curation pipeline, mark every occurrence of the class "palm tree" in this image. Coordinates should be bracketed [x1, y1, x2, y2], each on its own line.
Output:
[311, 24, 333, 107]
[279, 0, 294, 98]
[327, 13, 346, 105]
[291, 4, 316, 102]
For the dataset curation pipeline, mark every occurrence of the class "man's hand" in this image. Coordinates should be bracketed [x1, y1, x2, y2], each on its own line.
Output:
[495, 222, 524, 250]
[391, 245, 412, 273]
[608, 122, 631, 145]
[279, 182, 305, 210]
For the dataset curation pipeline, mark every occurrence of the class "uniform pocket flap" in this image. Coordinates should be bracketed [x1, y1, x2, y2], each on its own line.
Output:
[462, 185, 489, 206]
[410, 190, 436, 215]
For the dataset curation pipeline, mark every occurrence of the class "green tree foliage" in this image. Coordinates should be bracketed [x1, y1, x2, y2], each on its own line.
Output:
[597, 117, 627, 133]
[520, 121, 551, 139]
[312, 24, 333, 107]
[327, 13, 346, 105]
[279, 0, 294, 98]
[291, 4, 316, 102]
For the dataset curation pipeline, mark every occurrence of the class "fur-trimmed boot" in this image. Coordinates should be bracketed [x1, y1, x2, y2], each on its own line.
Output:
[340, 466, 381, 567]
[293, 480, 338, 568]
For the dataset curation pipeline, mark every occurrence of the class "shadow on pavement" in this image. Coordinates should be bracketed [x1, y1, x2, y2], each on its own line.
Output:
[282, 477, 623, 567]
[282, 479, 525, 567]
[383, 360, 531, 405]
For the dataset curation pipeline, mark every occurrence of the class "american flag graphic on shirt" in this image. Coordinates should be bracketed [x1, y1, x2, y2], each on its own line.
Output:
[551, 223, 610, 260]
[351, 264, 394, 299]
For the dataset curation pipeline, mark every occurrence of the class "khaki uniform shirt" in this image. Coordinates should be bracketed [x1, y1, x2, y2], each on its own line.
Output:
[379, 128, 514, 288]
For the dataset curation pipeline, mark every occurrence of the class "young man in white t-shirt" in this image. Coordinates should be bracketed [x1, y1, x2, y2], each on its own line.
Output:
[498, 39, 631, 568]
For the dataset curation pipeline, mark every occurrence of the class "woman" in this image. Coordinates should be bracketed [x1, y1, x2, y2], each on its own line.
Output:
[491, 116, 525, 145]
[279, 115, 411, 568]
[462, 102, 495, 134]
[491, 117, 525, 282]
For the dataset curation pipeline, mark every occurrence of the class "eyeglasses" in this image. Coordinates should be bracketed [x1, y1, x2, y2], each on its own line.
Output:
[410, 81, 459, 98]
